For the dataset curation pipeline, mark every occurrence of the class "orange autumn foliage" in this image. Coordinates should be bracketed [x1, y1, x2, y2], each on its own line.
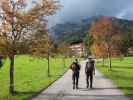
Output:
[90, 16, 121, 58]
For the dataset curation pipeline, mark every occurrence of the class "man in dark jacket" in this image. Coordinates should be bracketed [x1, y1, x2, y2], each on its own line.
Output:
[70, 59, 80, 89]
[85, 57, 95, 88]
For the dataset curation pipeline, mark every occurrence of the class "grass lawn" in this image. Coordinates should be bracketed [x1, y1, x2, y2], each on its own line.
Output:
[97, 57, 133, 100]
[0, 55, 73, 100]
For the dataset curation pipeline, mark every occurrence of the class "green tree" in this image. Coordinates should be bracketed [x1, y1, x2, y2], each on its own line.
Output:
[121, 32, 133, 56]
[84, 34, 94, 57]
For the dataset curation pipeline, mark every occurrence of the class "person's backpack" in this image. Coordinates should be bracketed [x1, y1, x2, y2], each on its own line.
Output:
[75, 62, 80, 71]
[70, 62, 80, 72]
[85, 61, 94, 72]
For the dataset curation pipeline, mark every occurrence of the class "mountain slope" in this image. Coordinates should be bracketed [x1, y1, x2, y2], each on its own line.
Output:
[50, 16, 133, 43]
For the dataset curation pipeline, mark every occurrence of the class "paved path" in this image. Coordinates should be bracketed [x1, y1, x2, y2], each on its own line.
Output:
[32, 61, 130, 100]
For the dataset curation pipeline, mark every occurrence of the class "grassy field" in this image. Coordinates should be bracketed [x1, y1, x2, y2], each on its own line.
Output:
[97, 57, 133, 100]
[0, 55, 73, 100]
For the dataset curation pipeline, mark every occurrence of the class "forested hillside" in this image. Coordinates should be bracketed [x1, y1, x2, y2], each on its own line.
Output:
[50, 16, 133, 43]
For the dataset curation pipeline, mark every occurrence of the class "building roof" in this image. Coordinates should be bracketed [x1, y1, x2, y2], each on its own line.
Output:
[70, 40, 83, 45]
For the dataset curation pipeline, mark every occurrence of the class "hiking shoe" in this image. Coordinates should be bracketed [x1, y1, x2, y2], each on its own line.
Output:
[73, 86, 75, 89]
[87, 84, 89, 88]
[90, 86, 93, 89]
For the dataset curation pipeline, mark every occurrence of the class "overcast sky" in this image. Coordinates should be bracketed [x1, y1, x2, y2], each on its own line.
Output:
[48, 0, 133, 27]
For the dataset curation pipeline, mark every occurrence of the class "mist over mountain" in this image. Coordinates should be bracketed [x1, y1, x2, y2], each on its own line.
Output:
[48, 0, 133, 27]
[49, 16, 133, 43]
[48, 0, 133, 42]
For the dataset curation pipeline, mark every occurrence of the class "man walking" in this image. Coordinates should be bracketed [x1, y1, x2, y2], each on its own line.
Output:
[85, 57, 95, 88]
[70, 59, 80, 89]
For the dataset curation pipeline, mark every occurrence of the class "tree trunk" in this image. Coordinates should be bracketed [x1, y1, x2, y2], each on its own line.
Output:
[9, 56, 15, 95]
[47, 53, 50, 77]
[63, 57, 66, 68]
[107, 42, 112, 71]
[107, 47, 112, 71]
[109, 51, 112, 70]
[102, 57, 105, 67]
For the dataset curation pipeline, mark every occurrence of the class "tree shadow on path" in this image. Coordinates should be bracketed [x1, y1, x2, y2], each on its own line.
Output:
[78, 87, 118, 91]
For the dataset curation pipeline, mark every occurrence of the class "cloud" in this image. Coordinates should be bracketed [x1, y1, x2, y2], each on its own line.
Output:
[48, 0, 133, 27]
[117, 5, 133, 19]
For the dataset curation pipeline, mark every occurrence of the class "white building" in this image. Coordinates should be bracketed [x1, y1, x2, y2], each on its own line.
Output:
[70, 42, 85, 56]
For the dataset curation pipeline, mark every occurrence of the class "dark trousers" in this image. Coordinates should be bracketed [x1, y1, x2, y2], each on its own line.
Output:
[86, 71, 93, 88]
[72, 72, 79, 88]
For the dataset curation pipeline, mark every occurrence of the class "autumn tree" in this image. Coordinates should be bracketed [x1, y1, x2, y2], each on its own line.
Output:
[58, 42, 71, 68]
[91, 42, 108, 66]
[29, 19, 61, 77]
[29, 26, 56, 77]
[0, 0, 59, 94]
[90, 17, 121, 70]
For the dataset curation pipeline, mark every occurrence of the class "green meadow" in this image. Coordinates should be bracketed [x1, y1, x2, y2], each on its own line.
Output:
[0, 55, 73, 100]
[97, 57, 133, 100]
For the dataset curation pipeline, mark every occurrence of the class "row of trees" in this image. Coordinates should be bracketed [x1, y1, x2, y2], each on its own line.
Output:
[0, 0, 60, 95]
